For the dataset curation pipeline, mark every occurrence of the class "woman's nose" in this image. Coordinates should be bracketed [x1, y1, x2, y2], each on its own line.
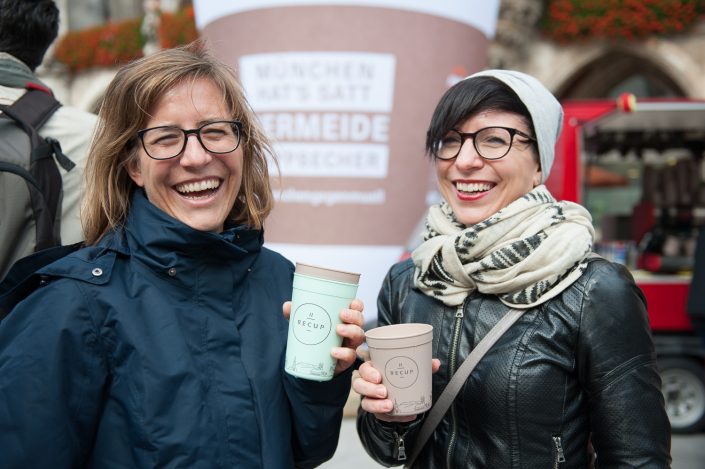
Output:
[179, 134, 212, 166]
[454, 139, 484, 170]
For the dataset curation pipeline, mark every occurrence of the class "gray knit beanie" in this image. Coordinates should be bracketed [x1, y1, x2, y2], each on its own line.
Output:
[467, 69, 563, 183]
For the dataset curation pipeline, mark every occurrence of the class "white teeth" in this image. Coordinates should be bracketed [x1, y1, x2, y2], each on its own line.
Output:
[456, 182, 492, 193]
[175, 179, 220, 194]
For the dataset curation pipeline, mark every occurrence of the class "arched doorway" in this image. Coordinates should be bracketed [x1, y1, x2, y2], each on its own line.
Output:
[556, 50, 685, 100]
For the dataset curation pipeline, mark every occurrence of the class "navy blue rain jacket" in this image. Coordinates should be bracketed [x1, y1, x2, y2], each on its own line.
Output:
[0, 190, 352, 468]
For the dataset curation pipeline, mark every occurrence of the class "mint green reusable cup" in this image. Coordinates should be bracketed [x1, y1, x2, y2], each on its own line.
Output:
[285, 263, 360, 381]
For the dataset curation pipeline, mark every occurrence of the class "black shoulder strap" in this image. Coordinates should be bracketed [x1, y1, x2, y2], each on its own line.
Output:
[0, 89, 68, 250]
[7, 89, 75, 170]
[403, 308, 526, 467]
[7, 87, 62, 129]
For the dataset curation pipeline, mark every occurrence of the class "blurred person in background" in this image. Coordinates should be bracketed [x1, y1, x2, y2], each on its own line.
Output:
[0, 0, 98, 277]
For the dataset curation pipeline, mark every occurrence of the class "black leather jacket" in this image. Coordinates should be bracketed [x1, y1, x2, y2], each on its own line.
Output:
[357, 257, 671, 468]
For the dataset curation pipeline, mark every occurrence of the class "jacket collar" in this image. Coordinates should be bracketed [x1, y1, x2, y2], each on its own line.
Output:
[0, 53, 49, 90]
[111, 190, 263, 275]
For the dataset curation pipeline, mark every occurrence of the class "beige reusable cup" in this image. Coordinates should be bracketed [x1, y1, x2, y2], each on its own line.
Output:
[285, 263, 360, 381]
[365, 323, 433, 416]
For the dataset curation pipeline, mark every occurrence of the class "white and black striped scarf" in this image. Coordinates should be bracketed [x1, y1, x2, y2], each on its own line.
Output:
[412, 185, 595, 308]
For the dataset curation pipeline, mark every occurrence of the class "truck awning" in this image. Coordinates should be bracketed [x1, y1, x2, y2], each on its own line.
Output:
[582, 100, 705, 155]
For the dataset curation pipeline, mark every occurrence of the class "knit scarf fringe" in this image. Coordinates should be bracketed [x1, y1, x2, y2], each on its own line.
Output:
[412, 185, 595, 309]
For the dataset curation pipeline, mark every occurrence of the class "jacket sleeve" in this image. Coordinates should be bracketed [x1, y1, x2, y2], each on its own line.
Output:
[356, 262, 426, 467]
[0, 279, 108, 468]
[577, 261, 672, 467]
[284, 364, 353, 468]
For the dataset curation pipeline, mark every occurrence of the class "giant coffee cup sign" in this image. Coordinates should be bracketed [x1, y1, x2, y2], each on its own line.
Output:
[194, 0, 500, 317]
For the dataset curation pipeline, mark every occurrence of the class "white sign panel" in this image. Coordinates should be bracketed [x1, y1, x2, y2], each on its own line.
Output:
[244, 52, 395, 180]
[239, 52, 396, 112]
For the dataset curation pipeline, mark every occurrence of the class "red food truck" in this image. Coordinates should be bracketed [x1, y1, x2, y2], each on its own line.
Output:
[548, 94, 705, 433]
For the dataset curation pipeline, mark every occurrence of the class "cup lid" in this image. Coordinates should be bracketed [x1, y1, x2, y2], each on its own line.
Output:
[295, 262, 360, 284]
[365, 323, 433, 348]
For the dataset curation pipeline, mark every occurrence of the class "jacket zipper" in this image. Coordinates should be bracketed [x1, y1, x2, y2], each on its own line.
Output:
[394, 430, 407, 462]
[552, 435, 566, 468]
[445, 303, 465, 467]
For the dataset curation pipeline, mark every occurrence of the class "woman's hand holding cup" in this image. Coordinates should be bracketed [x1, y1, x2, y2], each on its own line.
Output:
[332, 299, 365, 375]
[354, 359, 441, 422]
[282, 299, 365, 377]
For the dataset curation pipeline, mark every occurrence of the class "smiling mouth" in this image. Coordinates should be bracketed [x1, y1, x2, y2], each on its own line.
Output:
[455, 182, 493, 195]
[174, 179, 221, 199]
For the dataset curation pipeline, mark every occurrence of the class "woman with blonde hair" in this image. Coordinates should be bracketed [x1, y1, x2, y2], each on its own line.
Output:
[0, 43, 364, 468]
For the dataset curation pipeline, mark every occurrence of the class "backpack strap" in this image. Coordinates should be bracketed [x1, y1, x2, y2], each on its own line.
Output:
[0, 89, 68, 251]
[0, 89, 73, 170]
[7, 87, 61, 128]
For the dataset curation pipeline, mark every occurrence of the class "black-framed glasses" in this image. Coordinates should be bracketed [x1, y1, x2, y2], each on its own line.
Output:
[432, 126, 536, 161]
[137, 120, 243, 160]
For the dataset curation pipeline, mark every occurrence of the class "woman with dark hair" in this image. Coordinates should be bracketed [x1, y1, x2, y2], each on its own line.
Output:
[0, 0, 99, 278]
[0, 43, 364, 468]
[354, 70, 671, 467]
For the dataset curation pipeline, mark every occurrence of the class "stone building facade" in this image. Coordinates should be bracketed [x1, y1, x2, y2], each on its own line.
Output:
[491, 0, 705, 99]
[41, 1, 705, 112]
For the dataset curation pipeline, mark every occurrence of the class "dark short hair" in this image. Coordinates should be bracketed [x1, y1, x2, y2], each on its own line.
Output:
[0, 0, 59, 71]
[425, 76, 535, 157]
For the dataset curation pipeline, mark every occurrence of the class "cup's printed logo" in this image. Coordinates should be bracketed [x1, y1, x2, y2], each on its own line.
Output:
[292, 303, 332, 345]
[384, 355, 419, 389]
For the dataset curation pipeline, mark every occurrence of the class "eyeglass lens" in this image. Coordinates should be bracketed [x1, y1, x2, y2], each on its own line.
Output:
[141, 121, 240, 160]
[435, 127, 515, 160]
